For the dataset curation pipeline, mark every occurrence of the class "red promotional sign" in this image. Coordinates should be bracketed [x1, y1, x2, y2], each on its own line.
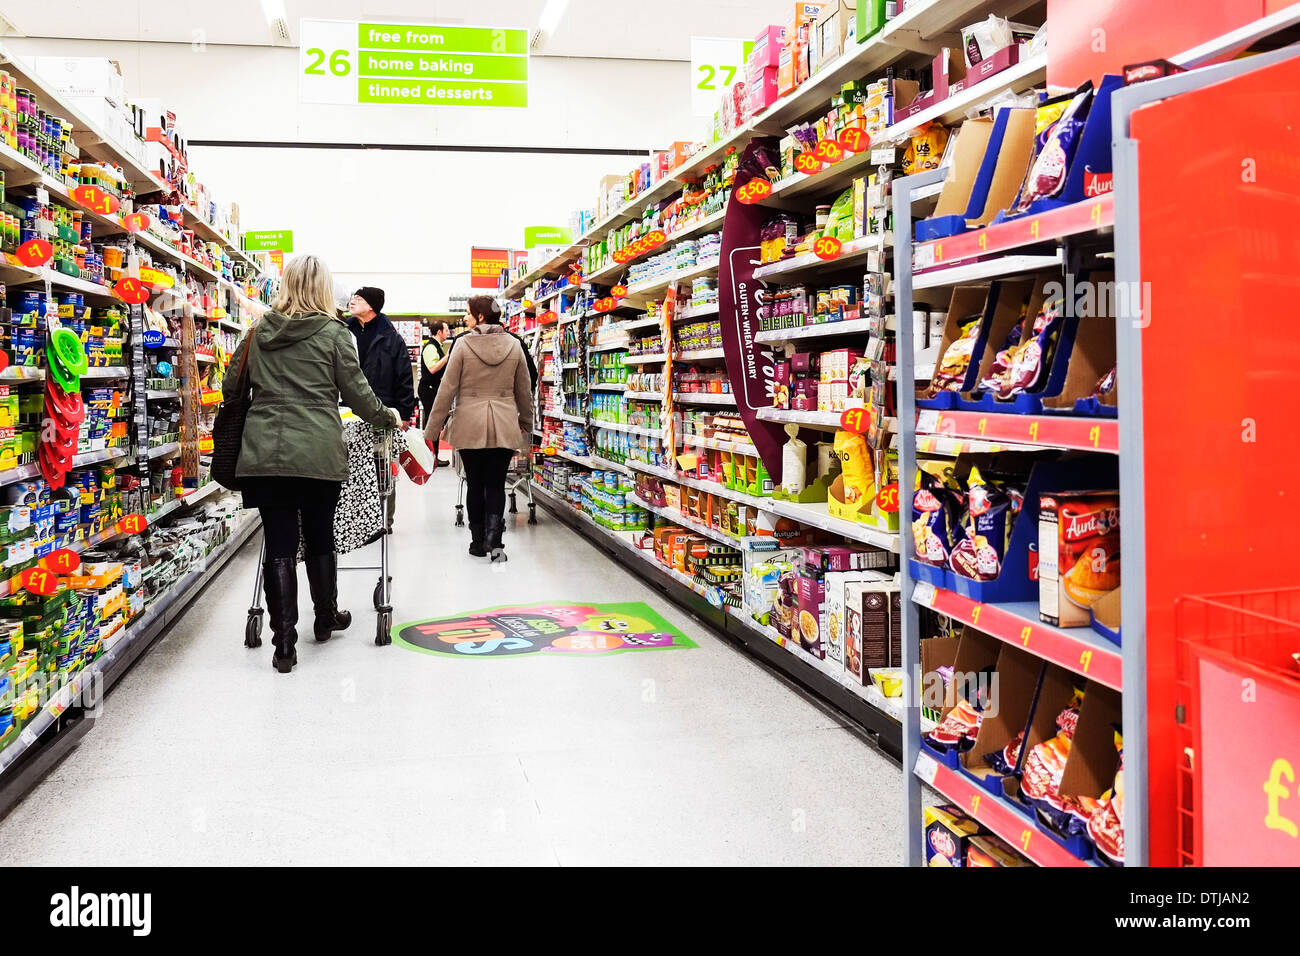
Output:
[18, 567, 59, 596]
[70, 184, 121, 215]
[538, 310, 558, 324]
[839, 407, 870, 434]
[612, 229, 667, 265]
[717, 141, 787, 484]
[813, 236, 843, 261]
[876, 484, 900, 513]
[610, 284, 628, 299]
[113, 278, 150, 304]
[14, 238, 53, 268]
[1195, 650, 1300, 865]
[469, 246, 511, 290]
[736, 179, 772, 204]
[838, 127, 869, 153]
[794, 152, 824, 175]
[39, 548, 81, 573]
[814, 139, 845, 165]
[121, 212, 151, 233]
[116, 513, 149, 535]
[594, 297, 617, 313]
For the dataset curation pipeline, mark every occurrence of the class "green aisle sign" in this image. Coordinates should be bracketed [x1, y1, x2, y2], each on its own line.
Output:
[300, 19, 529, 108]
[525, 226, 573, 249]
[244, 230, 293, 252]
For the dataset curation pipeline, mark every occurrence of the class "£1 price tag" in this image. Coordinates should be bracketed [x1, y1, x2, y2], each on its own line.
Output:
[70, 184, 121, 216]
[595, 297, 617, 313]
[39, 548, 81, 574]
[18, 567, 60, 596]
[14, 238, 53, 268]
[113, 278, 150, 305]
[839, 407, 870, 434]
[736, 178, 772, 204]
[121, 212, 151, 233]
[813, 236, 843, 261]
[116, 513, 149, 535]
[838, 126, 869, 153]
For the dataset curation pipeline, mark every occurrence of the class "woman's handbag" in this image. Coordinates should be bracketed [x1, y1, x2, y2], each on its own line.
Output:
[210, 332, 256, 490]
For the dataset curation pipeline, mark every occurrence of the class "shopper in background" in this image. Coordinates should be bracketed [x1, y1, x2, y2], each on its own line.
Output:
[418, 320, 452, 467]
[447, 308, 538, 391]
[348, 286, 417, 529]
[232, 255, 402, 673]
[424, 295, 533, 562]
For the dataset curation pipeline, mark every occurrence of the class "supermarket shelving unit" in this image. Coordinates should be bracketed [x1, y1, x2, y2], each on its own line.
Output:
[0, 47, 271, 807]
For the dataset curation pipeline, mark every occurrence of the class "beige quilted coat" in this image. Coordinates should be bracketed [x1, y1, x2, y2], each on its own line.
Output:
[422, 325, 533, 452]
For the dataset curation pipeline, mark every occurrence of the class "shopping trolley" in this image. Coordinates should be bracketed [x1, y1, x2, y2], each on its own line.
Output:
[244, 426, 398, 650]
[452, 446, 538, 528]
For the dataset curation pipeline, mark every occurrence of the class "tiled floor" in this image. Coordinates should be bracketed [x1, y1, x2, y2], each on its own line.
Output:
[0, 470, 903, 865]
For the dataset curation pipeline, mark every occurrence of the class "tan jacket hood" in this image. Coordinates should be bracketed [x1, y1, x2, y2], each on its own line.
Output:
[459, 328, 520, 366]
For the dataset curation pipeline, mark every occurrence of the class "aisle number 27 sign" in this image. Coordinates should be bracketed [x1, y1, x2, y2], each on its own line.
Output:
[690, 37, 754, 117]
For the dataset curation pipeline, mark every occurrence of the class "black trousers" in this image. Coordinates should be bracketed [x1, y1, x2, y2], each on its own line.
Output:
[252, 480, 343, 561]
[459, 447, 514, 525]
[419, 385, 438, 430]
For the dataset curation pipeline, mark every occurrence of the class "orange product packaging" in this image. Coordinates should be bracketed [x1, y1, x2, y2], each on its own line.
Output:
[1037, 490, 1120, 627]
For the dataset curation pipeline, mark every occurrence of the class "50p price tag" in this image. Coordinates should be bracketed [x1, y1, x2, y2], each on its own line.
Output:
[813, 236, 842, 261]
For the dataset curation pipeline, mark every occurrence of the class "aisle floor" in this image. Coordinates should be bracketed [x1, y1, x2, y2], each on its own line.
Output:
[0, 472, 903, 866]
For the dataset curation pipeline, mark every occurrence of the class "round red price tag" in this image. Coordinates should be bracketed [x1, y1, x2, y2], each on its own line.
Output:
[595, 297, 617, 313]
[39, 548, 81, 574]
[813, 236, 843, 261]
[839, 407, 870, 434]
[70, 184, 121, 216]
[113, 278, 150, 304]
[794, 152, 824, 176]
[121, 212, 152, 233]
[737, 179, 773, 204]
[539, 310, 557, 324]
[814, 139, 845, 165]
[542, 446, 557, 456]
[876, 484, 900, 513]
[611, 284, 628, 299]
[14, 238, 53, 268]
[18, 567, 59, 596]
[612, 248, 632, 265]
[837, 127, 870, 154]
[117, 513, 149, 535]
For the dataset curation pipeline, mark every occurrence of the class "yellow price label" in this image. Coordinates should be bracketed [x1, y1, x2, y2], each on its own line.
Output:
[1090, 201, 1103, 225]
[1079, 649, 1093, 673]
[1028, 420, 1040, 442]
[1020, 625, 1032, 646]
[977, 417, 988, 436]
[1029, 219, 1041, 239]
[977, 232, 988, 251]
[970, 793, 981, 815]
[934, 243, 944, 262]
[1089, 425, 1101, 448]
[970, 605, 982, 625]
[1021, 829, 1033, 852]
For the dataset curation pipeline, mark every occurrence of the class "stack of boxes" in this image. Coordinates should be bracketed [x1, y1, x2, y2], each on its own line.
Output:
[771, 348, 861, 413]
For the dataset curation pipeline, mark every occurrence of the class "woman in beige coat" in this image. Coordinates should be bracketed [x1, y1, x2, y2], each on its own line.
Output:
[425, 295, 533, 562]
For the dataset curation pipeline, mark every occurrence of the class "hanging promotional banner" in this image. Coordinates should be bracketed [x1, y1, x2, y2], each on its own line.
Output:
[690, 37, 754, 117]
[243, 230, 293, 252]
[300, 19, 529, 108]
[524, 226, 572, 249]
[394, 601, 697, 658]
[717, 140, 785, 483]
[469, 246, 510, 289]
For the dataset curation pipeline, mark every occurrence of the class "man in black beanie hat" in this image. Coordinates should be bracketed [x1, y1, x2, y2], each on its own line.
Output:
[348, 286, 417, 530]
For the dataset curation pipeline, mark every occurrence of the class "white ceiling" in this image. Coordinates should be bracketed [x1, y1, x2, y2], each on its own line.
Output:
[0, 0, 792, 60]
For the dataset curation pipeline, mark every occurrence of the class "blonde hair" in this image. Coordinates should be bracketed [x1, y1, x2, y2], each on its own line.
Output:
[271, 255, 339, 317]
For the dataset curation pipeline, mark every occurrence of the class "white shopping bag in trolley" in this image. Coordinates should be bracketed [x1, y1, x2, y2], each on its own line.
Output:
[396, 426, 436, 484]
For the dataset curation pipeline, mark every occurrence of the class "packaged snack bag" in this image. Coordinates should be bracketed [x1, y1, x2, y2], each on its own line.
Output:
[984, 729, 1025, 775]
[912, 462, 964, 566]
[926, 696, 983, 753]
[929, 317, 982, 393]
[978, 296, 1064, 399]
[1020, 690, 1093, 837]
[902, 122, 949, 175]
[1013, 85, 1094, 213]
[949, 466, 1014, 581]
[833, 428, 874, 505]
[1087, 728, 1125, 864]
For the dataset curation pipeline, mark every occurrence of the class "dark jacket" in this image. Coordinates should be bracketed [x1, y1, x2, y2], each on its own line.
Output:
[347, 312, 417, 420]
[230, 311, 394, 482]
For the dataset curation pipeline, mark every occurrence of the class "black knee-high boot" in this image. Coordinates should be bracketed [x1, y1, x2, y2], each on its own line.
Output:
[304, 552, 351, 641]
[264, 558, 299, 672]
[484, 514, 506, 563]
